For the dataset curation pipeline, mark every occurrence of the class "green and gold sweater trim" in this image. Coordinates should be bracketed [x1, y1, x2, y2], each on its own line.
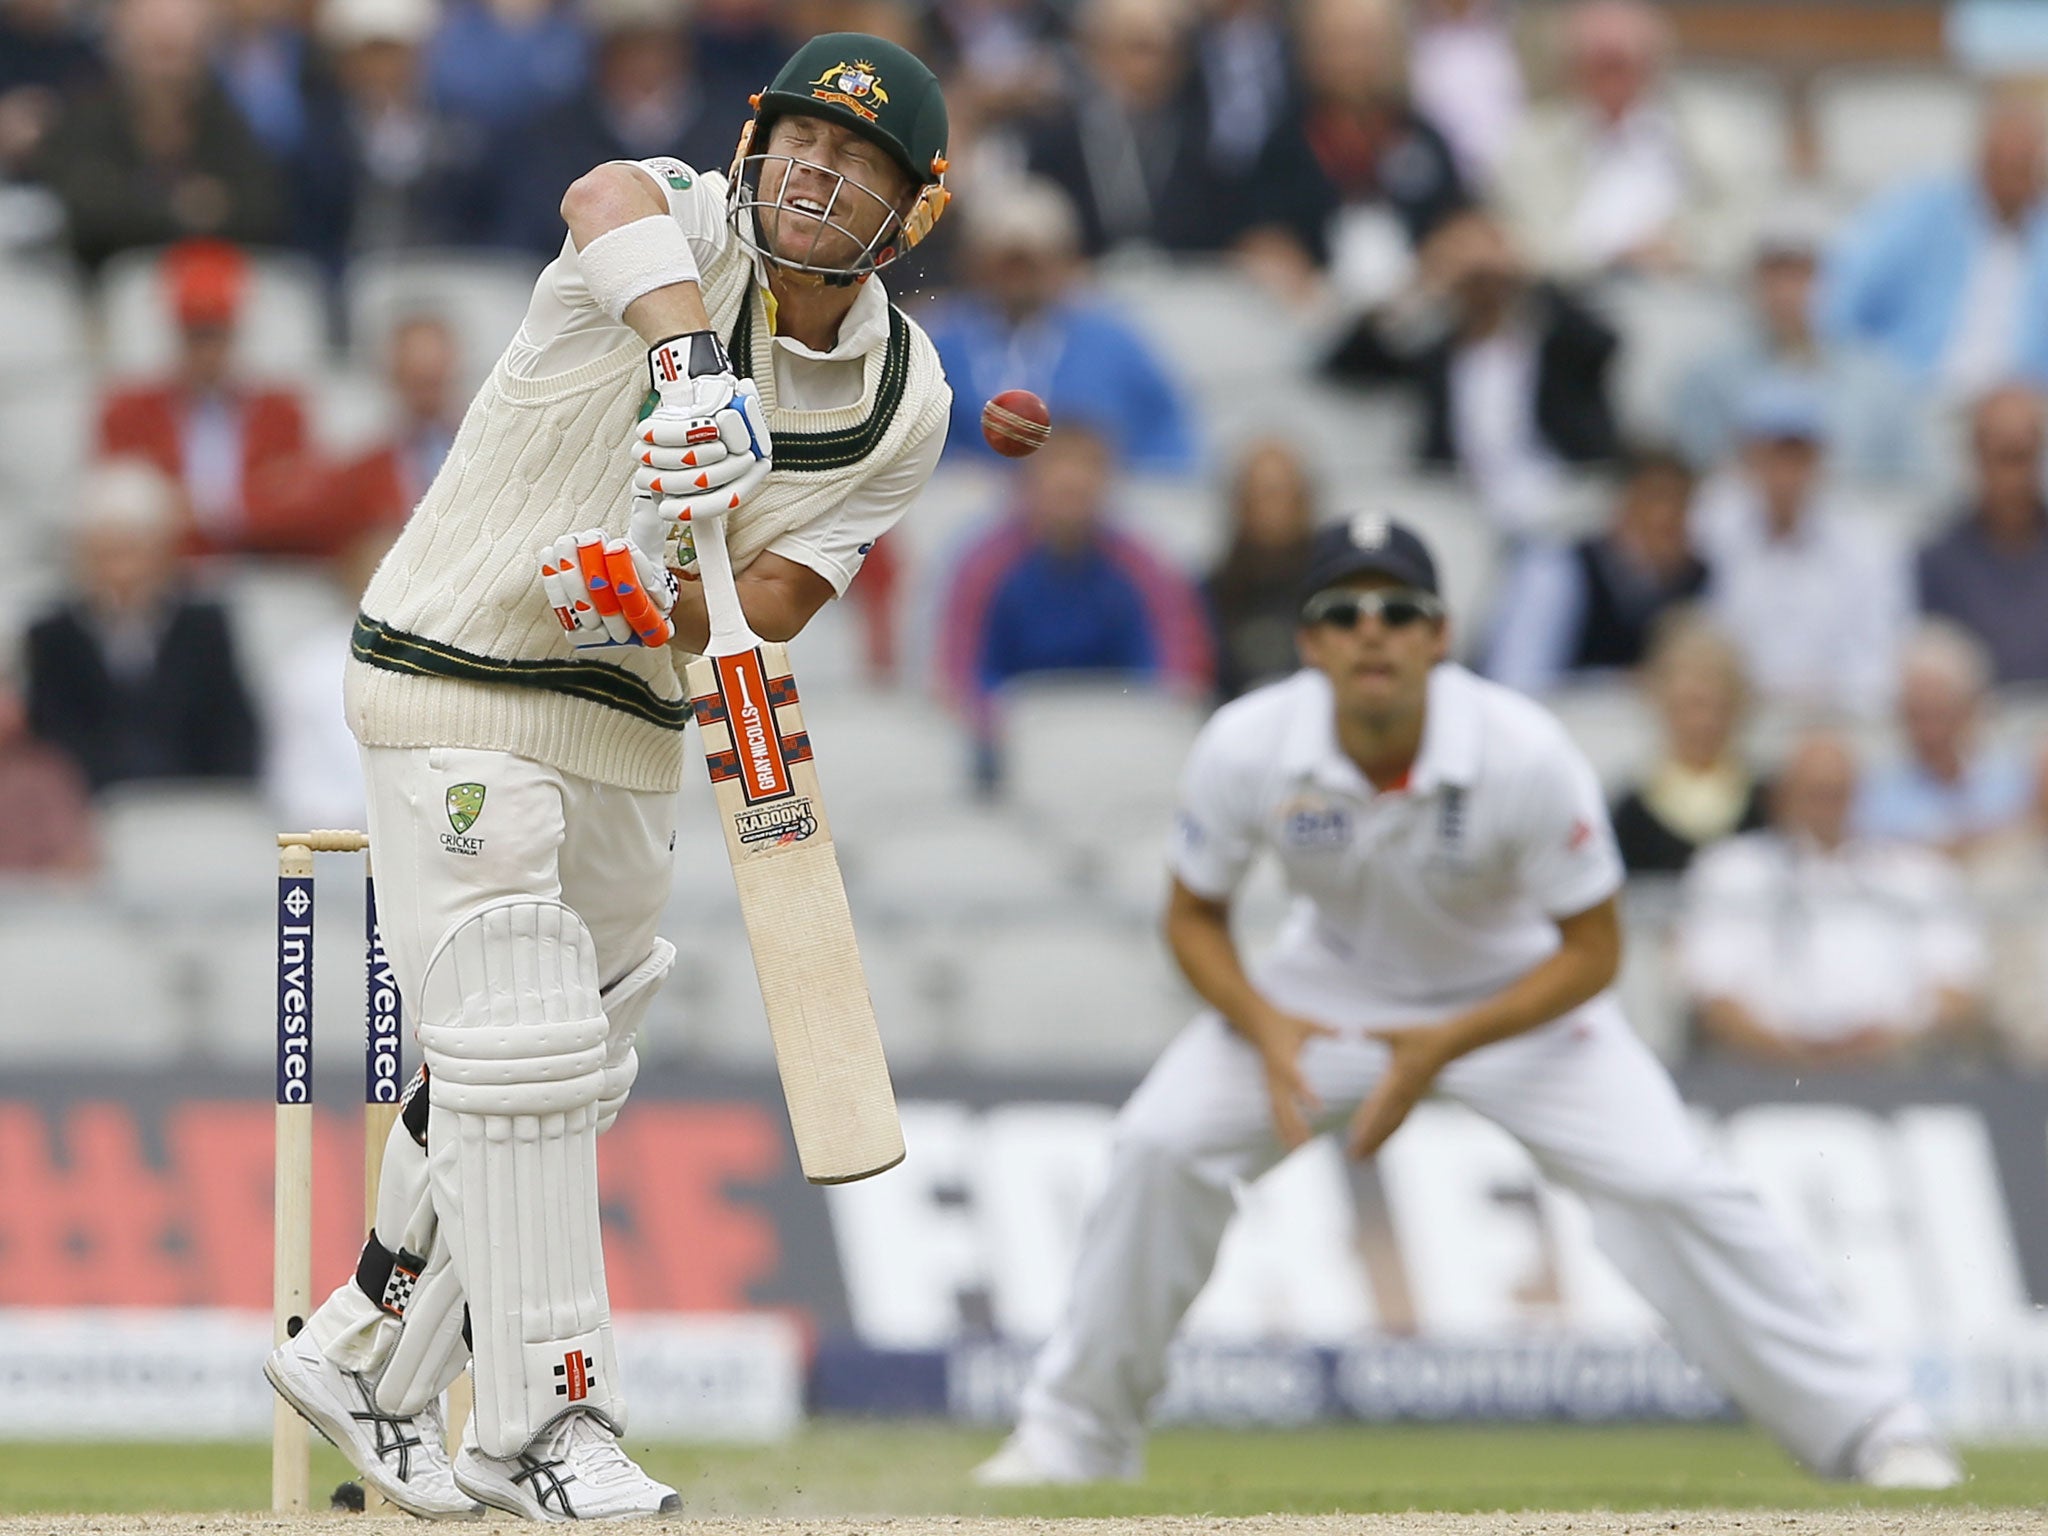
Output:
[725, 300, 913, 471]
[350, 614, 691, 732]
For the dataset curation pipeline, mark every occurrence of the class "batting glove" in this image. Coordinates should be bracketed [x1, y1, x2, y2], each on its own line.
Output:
[631, 331, 772, 554]
[541, 529, 679, 650]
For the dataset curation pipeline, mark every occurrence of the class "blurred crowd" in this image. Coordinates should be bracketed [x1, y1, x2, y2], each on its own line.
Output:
[6, 0, 2048, 1073]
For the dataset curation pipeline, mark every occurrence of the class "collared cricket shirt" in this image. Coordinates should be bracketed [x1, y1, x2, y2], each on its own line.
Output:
[1169, 663, 1624, 1026]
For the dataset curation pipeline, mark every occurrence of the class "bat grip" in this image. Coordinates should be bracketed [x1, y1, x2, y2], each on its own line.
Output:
[692, 515, 762, 658]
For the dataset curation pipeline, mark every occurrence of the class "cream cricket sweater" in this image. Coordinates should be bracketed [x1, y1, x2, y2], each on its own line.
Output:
[346, 235, 949, 794]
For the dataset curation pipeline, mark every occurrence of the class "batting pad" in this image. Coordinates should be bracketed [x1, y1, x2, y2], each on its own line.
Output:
[364, 1106, 473, 1414]
[418, 897, 621, 1455]
[597, 937, 675, 1134]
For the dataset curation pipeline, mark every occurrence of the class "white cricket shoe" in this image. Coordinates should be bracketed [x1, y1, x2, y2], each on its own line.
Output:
[971, 1432, 1134, 1487]
[1851, 1402, 1963, 1491]
[454, 1411, 681, 1521]
[264, 1330, 481, 1519]
[1856, 1437, 1964, 1491]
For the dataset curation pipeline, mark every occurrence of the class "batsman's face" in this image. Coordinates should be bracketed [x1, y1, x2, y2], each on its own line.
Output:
[1298, 574, 1448, 718]
[755, 114, 913, 271]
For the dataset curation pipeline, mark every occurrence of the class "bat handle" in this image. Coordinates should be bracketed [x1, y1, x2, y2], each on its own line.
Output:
[692, 514, 763, 659]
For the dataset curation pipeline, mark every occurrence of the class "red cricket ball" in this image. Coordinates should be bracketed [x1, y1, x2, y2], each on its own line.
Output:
[981, 389, 1052, 458]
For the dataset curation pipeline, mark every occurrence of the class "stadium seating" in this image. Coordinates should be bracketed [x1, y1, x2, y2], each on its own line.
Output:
[1546, 677, 1661, 791]
[217, 559, 356, 702]
[792, 686, 980, 824]
[1811, 67, 1981, 199]
[843, 807, 1075, 923]
[0, 255, 92, 539]
[97, 784, 280, 921]
[2, 39, 2040, 1092]
[343, 248, 544, 396]
[945, 919, 1195, 1071]
[0, 891, 184, 1064]
[1670, 67, 1793, 190]
[999, 678, 1205, 848]
[1603, 276, 1747, 443]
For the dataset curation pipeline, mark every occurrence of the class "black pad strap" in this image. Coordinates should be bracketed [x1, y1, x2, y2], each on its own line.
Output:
[400, 1064, 430, 1148]
[354, 1233, 429, 1319]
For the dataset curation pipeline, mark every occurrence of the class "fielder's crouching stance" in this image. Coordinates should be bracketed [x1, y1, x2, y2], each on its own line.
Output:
[977, 518, 1962, 1493]
[265, 32, 952, 1520]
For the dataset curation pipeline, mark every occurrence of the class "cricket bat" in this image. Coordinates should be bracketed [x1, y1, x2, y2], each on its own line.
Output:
[681, 514, 905, 1184]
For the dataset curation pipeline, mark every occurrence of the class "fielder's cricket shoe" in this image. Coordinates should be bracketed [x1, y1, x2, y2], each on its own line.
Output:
[454, 1410, 681, 1521]
[971, 1431, 1137, 1487]
[264, 1331, 482, 1519]
[1855, 1434, 1964, 1490]
[1851, 1403, 1964, 1490]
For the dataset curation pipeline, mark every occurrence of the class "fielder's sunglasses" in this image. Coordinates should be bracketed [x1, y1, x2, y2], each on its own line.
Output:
[1302, 588, 1445, 631]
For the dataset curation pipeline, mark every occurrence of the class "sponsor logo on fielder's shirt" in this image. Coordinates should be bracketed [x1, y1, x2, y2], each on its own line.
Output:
[1438, 785, 1466, 850]
[1282, 800, 1353, 848]
[442, 782, 487, 856]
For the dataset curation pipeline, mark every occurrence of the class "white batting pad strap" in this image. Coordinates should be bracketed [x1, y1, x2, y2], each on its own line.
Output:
[596, 937, 674, 1134]
[421, 1018, 607, 1113]
[576, 212, 700, 323]
[375, 1248, 471, 1416]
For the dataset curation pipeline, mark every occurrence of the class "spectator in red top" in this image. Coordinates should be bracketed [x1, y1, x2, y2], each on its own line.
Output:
[96, 238, 312, 554]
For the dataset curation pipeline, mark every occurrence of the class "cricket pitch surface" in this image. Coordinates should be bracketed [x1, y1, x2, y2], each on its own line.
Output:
[5, 1515, 2048, 1535]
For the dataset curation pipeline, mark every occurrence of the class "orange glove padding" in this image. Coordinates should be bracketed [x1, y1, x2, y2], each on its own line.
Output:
[541, 529, 676, 650]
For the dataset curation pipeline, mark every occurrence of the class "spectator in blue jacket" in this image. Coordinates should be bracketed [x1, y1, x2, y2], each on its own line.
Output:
[1675, 205, 1925, 483]
[923, 176, 1199, 474]
[938, 423, 1212, 781]
[1856, 620, 2030, 854]
[423, 0, 590, 133]
[1821, 93, 2048, 397]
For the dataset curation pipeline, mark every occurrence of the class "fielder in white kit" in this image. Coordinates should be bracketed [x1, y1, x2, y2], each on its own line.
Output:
[263, 33, 953, 1520]
[977, 516, 1960, 1491]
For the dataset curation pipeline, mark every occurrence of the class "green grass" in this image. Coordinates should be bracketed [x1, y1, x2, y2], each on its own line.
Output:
[3, 1424, 2045, 1516]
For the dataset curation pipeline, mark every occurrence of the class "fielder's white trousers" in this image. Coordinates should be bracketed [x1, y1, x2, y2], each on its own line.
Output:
[1018, 1001, 1919, 1477]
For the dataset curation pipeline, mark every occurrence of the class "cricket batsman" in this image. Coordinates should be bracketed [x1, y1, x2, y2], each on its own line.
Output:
[976, 517, 1962, 1492]
[264, 33, 952, 1519]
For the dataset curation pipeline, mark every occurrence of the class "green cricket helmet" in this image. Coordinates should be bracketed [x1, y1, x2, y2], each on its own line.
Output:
[728, 32, 952, 282]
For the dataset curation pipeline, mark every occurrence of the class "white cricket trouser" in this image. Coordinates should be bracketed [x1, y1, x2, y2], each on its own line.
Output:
[360, 745, 676, 1002]
[1018, 1000, 1917, 1477]
[305, 745, 674, 1383]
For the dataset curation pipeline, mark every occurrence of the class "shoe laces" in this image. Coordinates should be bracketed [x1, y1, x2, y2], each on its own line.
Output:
[542, 1412, 645, 1489]
[413, 1397, 453, 1467]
